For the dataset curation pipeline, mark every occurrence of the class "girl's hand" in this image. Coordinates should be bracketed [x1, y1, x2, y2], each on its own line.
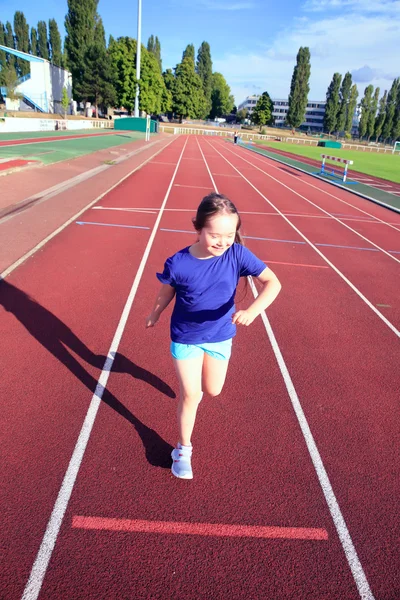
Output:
[232, 309, 257, 326]
[146, 314, 159, 328]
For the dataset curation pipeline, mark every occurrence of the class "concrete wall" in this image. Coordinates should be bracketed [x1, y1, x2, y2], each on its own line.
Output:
[0, 117, 113, 133]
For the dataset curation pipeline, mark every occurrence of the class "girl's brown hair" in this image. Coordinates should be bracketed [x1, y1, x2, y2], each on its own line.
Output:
[192, 193, 244, 244]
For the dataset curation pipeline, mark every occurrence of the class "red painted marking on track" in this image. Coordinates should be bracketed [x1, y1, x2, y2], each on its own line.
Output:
[0, 132, 115, 147]
[264, 260, 329, 269]
[72, 516, 328, 541]
[0, 159, 35, 170]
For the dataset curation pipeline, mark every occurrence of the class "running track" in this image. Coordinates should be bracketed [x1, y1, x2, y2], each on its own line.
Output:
[254, 143, 400, 196]
[0, 131, 115, 147]
[1, 135, 399, 600]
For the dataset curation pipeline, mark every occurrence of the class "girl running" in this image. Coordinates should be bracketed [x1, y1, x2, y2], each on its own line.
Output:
[146, 193, 281, 479]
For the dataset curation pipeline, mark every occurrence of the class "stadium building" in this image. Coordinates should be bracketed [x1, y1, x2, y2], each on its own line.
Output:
[237, 95, 326, 132]
[0, 45, 72, 114]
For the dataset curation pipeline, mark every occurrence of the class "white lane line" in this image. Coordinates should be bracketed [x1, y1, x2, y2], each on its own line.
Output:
[228, 142, 400, 233]
[204, 139, 400, 338]
[92, 207, 157, 215]
[219, 143, 400, 266]
[0, 138, 177, 280]
[174, 184, 213, 190]
[20, 137, 188, 600]
[0, 137, 168, 226]
[247, 280, 375, 600]
[91, 205, 400, 225]
[198, 136, 375, 600]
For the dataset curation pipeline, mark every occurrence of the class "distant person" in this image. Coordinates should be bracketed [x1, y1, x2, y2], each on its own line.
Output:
[146, 193, 282, 479]
[233, 131, 238, 144]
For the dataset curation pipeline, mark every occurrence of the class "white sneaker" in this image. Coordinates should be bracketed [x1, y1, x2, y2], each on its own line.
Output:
[171, 443, 193, 479]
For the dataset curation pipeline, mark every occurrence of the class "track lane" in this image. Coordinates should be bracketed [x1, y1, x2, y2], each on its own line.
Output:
[31, 136, 363, 600]
[206, 139, 400, 331]
[199, 136, 399, 599]
[230, 141, 400, 228]
[222, 141, 400, 258]
[0, 137, 186, 599]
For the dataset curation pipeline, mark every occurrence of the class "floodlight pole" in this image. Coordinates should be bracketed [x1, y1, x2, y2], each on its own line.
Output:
[134, 0, 142, 118]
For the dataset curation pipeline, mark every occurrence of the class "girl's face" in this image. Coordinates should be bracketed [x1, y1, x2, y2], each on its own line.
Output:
[197, 213, 239, 257]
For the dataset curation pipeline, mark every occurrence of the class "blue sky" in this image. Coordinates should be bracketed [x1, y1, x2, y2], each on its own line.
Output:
[0, 0, 399, 104]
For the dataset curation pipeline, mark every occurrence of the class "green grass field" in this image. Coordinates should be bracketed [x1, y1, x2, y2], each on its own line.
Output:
[257, 140, 400, 183]
[0, 132, 143, 165]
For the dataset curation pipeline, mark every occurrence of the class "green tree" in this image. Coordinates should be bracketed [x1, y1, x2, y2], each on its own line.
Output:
[381, 78, 399, 143]
[81, 43, 116, 116]
[162, 68, 175, 116]
[49, 19, 62, 66]
[336, 72, 352, 134]
[65, 0, 99, 101]
[1, 64, 20, 100]
[251, 91, 273, 130]
[286, 46, 311, 130]
[139, 46, 167, 114]
[5, 22, 15, 69]
[147, 35, 155, 53]
[14, 11, 30, 76]
[182, 44, 195, 63]
[210, 72, 234, 119]
[30, 27, 38, 56]
[324, 73, 342, 134]
[37, 21, 49, 60]
[110, 37, 167, 115]
[109, 36, 136, 112]
[61, 86, 69, 117]
[346, 84, 358, 134]
[367, 87, 380, 141]
[81, 16, 116, 115]
[0, 23, 6, 80]
[154, 36, 162, 72]
[392, 85, 400, 142]
[236, 108, 247, 122]
[173, 55, 207, 120]
[147, 34, 162, 71]
[5, 21, 14, 50]
[196, 41, 213, 117]
[374, 90, 387, 141]
[358, 85, 374, 139]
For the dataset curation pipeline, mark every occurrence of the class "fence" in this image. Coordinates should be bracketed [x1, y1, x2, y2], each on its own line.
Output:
[159, 125, 396, 154]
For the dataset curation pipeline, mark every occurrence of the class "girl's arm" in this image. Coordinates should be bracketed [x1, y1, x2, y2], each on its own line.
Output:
[146, 284, 176, 327]
[232, 267, 281, 326]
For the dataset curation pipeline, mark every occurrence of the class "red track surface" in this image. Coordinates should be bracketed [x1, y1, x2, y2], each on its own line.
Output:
[0, 159, 34, 171]
[0, 131, 116, 147]
[254, 142, 400, 194]
[1, 136, 399, 600]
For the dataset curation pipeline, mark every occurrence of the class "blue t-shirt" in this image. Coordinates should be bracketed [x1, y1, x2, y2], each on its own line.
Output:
[156, 243, 267, 344]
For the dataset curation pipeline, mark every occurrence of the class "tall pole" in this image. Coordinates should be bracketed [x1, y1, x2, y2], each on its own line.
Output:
[134, 0, 142, 118]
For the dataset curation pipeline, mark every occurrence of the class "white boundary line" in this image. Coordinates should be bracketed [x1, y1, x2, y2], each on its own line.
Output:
[0, 137, 177, 280]
[197, 136, 375, 600]
[203, 140, 399, 337]
[91, 206, 400, 225]
[229, 141, 400, 229]
[219, 143, 400, 265]
[20, 137, 188, 600]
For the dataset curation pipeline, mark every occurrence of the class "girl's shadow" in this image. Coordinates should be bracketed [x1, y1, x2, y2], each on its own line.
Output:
[0, 279, 174, 468]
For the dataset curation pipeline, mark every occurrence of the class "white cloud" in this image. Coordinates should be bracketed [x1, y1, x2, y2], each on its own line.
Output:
[216, 4, 399, 104]
[303, 0, 400, 13]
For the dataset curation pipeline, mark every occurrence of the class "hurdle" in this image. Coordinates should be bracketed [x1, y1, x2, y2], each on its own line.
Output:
[318, 154, 354, 183]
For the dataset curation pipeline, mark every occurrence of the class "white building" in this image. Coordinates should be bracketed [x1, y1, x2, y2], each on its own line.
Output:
[0, 45, 72, 114]
[238, 95, 326, 132]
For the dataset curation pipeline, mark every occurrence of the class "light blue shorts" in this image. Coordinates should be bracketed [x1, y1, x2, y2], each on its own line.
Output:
[171, 339, 232, 361]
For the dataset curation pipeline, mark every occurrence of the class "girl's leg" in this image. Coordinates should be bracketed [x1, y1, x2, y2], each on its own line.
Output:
[202, 353, 230, 397]
[173, 354, 204, 446]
